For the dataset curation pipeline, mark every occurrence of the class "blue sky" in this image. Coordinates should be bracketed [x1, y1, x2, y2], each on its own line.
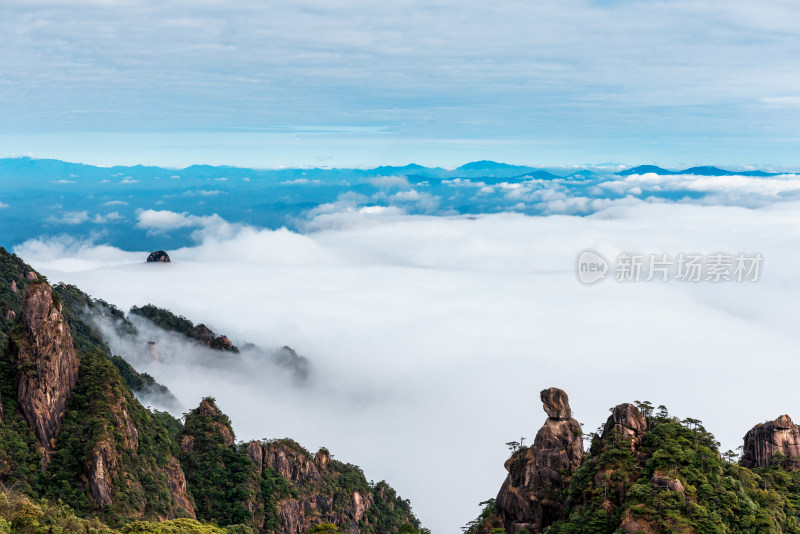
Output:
[2, 0, 800, 167]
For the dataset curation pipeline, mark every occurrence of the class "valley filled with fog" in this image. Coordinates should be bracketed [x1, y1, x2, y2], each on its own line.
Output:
[15, 199, 800, 533]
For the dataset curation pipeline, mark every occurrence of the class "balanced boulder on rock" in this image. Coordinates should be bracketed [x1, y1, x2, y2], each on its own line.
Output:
[496, 387, 584, 534]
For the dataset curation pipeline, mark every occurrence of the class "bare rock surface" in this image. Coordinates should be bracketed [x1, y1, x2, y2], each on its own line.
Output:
[146, 250, 171, 262]
[603, 403, 648, 451]
[741, 414, 800, 468]
[541, 387, 572, 420]
[496, 387, 583, 533]
[13, 282, 80, 455]
[164, 457, 196, 519]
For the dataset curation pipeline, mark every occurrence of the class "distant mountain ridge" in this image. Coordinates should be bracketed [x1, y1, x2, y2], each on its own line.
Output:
[1, 156, 795, 252]
[618, 164, 783, 177]
[1, 157, 788, 179]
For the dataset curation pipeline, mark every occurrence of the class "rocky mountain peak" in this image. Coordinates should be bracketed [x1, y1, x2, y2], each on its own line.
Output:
[146, 250, 171, 263]
[496, 388, 583, 533]
[603, 403, 648, 450]
[741, 414, 800, 468]
[190, 397, 235, 446]
[198, 398, 220, 417]
[315, 447, 331, 470]
[13, 281, 80, 456]
[541, 387, 571, 420]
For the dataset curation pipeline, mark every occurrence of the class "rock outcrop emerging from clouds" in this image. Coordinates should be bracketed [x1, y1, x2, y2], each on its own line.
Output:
[496, 387, 584, 533]
[146, 250, 171, 263]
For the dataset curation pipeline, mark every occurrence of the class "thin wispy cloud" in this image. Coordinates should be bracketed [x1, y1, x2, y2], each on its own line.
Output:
[46, 210, 91, 225]
[135, 209, 225, 234]
[2, 1, 800, 165]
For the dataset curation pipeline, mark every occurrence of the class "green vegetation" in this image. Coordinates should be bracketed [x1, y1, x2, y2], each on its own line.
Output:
[130, 305, 238, 353]
[0, 247, 32, 347]
[130, 305, 196, 338]
[46, 348, 183, 521]
[121, 518, 252, 533]
[465, 403, 800, 534]
[546, 405, 800, 533]
[308, 524, 339, 533]
[462, 499, 502, 534]
[52, 283, 116, 357]
[0, 249, 47, 496]
[364, 481, 427, 534]
[0, 486, 114, 533]
[0, 247, 423, 534]
[178, 398, 256, 527]
[0, 485, 250, 534]
[111, 356, 181, 410]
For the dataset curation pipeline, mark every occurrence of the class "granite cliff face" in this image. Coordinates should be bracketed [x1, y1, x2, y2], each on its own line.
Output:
[164, 457, 196, 519]
[495, 387, 583, 533]
[12, 282, 80, 455]
[191, 323, 236, 352]
[253, 441, 381, 534]
[740, 414, 800, 468]
[604, 402, 648, 451]
[473, 393, 800, 534]
[179, 397, 419, 534]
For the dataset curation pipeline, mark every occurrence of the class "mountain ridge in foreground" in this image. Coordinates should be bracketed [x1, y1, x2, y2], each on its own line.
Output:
[0, 246, 424, 534]
[468, 388, 800, 534]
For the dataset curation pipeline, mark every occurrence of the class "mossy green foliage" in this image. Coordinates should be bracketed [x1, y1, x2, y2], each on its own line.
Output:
[53, 283, 116, 358]
[0, 486, 251, 534]
[0, 247, 33, 344]
[46, 349, 183, 521]
[130, 305, 196, 338]
[120, 518, 252, 533]
[253, 437, 423, 534]
[308, 524, 340, 533]
[0, 346, 45, 496]
[260, 465, 292, 532]
[32, 280, 187, 521]
[363, 481, 425, 534]
[0, 486, 115, 533]
[129, 305, 238, 353]
[545, 406, 800, 533]
[178, 398, 257, 527]
[462, 499, 503, 534]
[315, 456, 371, 519]
[111, 356, 180, 409]
[0, 249, 46, 495]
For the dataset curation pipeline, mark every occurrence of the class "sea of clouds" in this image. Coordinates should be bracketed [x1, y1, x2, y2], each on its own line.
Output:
[13, 197, 800, 533]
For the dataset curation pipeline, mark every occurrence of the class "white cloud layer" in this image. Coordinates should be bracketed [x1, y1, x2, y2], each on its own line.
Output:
[15, 202, 800, 533]
[598, 172, 800, 207]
